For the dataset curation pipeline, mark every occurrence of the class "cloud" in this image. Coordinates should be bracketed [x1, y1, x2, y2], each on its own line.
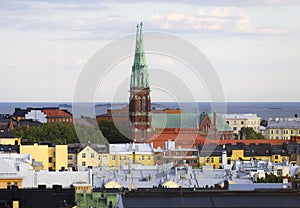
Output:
[148, 8, 284, 36]
[166, 13, 185, 21]
[209, 8, 230, 17]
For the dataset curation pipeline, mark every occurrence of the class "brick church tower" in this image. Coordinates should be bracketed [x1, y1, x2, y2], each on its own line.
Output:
[129, 22, 151, 142]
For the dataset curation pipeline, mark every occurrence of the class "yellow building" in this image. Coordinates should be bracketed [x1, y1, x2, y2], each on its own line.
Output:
[73, 183, 92, 194]
[199, 144, 291, 169]
[267, 118, 300, 140]
[0, 132, 21, 146]
[77, 144, 109, 168]
[0, 178, 22, 189]
[199, 156, 221, 169]
[20, 143, 68, 171]
[109, 143, 154, 169]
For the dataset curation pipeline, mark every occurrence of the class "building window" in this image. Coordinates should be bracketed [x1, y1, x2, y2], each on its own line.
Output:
[49, 157, 53, 163]
[82, 161, 86, 166]
[156, 156, 161, 160]
[211, 158, 214, 163]
[138, 98, 142, 112]
[142, 96, 147, 112]
[140, 129, 144, 139]
[233, 127, 237, 131]
[124, 156, 127, 160]
[141, 156, 144, 160]
[14, 182, 18, 186]
[219, 157, 222, 163]
[275, 155, 279, 159]
[241, 121, 244, 125]
[112, 155, 116, 160]
[68, 155, 72, 160]
[276, 130, 279, 134]
[277, 169, 283, 176]
[7, 182, 11, 187]
[98, 155, 101, 160]
[291, 130, 294, 134]
[91, 153, 94, 158]
[82, 153, 86, 158]
[148, 156, 151, 160]
[206, 158, 210, 163]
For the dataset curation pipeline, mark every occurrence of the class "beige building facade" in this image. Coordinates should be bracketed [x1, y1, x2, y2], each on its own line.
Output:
[224, 114, 261, 139]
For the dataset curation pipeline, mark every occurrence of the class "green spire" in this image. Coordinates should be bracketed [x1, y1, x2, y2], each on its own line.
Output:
[130, 22, 149, 88]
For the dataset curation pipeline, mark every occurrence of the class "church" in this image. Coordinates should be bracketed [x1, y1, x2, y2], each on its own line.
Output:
[96, 23, 233, 144]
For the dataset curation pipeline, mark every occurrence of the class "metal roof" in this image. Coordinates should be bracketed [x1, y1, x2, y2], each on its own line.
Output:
[268, 120, 300, 129]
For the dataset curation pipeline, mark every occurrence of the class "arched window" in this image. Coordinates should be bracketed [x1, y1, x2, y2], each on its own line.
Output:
[142, 96, 146, 112]
[138, 97, 142, 112]
[140, 129, 145, 139]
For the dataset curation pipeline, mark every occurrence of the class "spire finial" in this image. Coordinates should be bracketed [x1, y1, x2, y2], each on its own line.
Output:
[131, 22, 148, 88]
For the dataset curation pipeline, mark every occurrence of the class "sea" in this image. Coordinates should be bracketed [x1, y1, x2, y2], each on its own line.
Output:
[1, 102, 300, 120]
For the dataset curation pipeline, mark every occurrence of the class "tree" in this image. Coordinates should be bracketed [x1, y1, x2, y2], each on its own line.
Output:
[74, 124, 108, 144]
[239, 127, 265, 140]
[98, 120, 131, 143]
[14, 121, 116, 144]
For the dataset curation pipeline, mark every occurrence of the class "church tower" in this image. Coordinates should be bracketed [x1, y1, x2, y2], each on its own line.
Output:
[129, 22, 151, 141]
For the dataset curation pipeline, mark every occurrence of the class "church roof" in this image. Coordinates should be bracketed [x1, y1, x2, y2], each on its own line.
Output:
[151, 113, 198, 129]
[151, 112, 232, 131]
[199, 112, 232, 131]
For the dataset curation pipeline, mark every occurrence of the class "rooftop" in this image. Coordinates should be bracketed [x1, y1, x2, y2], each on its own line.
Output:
[224, 114, 260, 119]
[42, 109, 72, 118]
[109, 143, 153, 154]
[268, 120, 300, 129]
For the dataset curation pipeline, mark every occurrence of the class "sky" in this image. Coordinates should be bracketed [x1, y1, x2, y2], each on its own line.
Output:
[0, 0, 300, 102]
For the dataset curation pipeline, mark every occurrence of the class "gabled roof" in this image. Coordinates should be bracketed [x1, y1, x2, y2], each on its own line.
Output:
[199, 112, 232, 131]
[148, 129, 205, 149]
[80, 143, 109, 154]
[104, 180, 121, 188]
[42, 109, 72, 118]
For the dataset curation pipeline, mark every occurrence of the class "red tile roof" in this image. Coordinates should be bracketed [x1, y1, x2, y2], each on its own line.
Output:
[148, 128, 206, 149]
[206, 139, 289, 145]
[147, 128, 291, 148]
[42, 109, 72, 118]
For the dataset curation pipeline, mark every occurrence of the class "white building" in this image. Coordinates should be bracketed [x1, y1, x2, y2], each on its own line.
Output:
[0, 153, 91, 188]
[25, 109, 47, 123]
[224, 114, 261, 139]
